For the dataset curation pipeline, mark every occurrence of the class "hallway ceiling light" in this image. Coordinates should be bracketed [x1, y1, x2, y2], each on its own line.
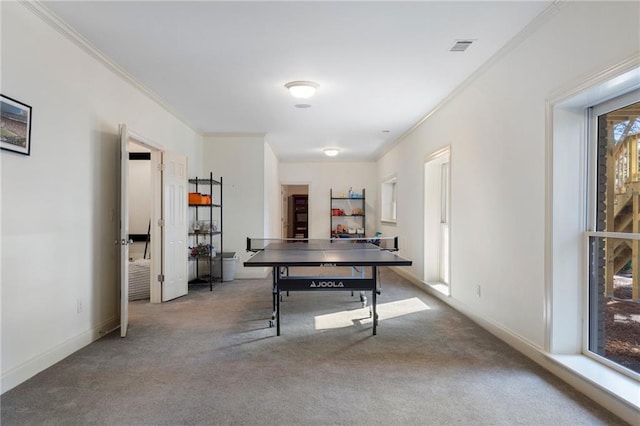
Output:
[324, 148, 340, 157]
[285, 81, 319, 99]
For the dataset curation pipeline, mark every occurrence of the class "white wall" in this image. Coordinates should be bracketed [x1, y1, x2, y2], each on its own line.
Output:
[202, 135, 266, 278]
[1, 3, 203, 392]
[377, 0, 639, 351]
[279, 162, 377, 239]
[264, 141, 280, 240]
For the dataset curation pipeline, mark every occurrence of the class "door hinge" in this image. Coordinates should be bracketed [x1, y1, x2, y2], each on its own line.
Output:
[157, 219, 164, 227]
[158, 163, 165, 171]
[158, 274, 165, 282]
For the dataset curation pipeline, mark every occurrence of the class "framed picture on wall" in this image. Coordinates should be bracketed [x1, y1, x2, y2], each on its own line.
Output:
[1, 94, 32, 156]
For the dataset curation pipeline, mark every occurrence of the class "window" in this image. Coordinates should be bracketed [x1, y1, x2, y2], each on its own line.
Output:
[424, 147, 450, 291]
[381, 176, 397, 223]
[588, 93, 640, 378]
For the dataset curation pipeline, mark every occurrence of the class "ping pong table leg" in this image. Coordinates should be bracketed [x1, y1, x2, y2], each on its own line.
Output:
[271, 267, 278, 329]
[276, 267, 281, 336]
[372, 266, 378, 335]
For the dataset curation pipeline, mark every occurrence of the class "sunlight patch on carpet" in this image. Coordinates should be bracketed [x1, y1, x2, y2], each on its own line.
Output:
[314, 297, 430, 330]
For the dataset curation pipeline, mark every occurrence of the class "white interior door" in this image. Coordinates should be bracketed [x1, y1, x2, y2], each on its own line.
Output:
[119, 124, 130, 337]
[162, 151, 188, 301]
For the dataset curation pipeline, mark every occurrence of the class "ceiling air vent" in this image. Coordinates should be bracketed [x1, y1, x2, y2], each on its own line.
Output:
[449, 40, 474, 52]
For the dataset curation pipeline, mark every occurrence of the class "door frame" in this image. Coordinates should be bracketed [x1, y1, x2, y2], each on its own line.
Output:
[280, 182, 310, 239]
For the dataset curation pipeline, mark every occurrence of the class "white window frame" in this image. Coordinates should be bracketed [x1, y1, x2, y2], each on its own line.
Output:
[585, 90, 640, 380]
[547, 59, 640, 384]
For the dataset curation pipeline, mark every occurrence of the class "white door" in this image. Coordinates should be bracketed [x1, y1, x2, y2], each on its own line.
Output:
[162, 151, 188, 301]
[119, 124, 131, 337]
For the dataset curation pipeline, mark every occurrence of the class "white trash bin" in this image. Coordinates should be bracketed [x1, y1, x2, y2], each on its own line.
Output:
[214, 252, 237, 281]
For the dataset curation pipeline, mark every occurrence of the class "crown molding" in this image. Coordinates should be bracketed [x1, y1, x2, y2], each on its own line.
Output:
[20, 0, 203, 136]
[547, 54, 640, 106]
[203, 132, 266, 139]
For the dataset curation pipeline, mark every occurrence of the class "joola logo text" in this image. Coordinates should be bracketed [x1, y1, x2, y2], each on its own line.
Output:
[310, 281, 344, 288]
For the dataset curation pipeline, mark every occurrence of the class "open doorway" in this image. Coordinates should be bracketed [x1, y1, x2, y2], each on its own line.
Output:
[119, 125, 163, 337]
[128, 141, 154, 302]
[119, 124, 189, 337]
[424, 147, 450, 296]
[281, 184, 309, 239]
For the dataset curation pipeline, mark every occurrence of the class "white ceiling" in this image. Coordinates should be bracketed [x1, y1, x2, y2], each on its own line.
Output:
[41, 1, 551, 161]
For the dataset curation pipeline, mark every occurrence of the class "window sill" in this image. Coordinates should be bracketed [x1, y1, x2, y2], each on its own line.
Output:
[546, 354, 640, 413]
[425, 281, 450, 296]
[381, 220, 397, 225]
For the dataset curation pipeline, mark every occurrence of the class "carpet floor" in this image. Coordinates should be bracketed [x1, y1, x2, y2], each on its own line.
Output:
[1, 268, 628, 425]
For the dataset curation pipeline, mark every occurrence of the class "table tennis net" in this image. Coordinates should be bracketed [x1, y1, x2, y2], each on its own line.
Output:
[246, 237, 399, 252]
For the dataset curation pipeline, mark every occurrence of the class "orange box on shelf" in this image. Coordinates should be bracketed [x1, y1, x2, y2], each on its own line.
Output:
[201, 195, 211, 205]
[189, 192, 201, 204]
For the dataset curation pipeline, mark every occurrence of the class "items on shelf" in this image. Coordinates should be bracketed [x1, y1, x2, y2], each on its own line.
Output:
[189, 242, 217, 259]
[188, 192, 212, 205]
[334, 191, 364, 199]
[191, 220, 218, 234]
[330, 188, 365, 238]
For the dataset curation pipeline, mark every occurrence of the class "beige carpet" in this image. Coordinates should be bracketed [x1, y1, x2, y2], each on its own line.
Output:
[1, 268, 627, 425]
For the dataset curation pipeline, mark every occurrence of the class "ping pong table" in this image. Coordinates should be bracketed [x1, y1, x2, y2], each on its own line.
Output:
[244, 237, 412, 335]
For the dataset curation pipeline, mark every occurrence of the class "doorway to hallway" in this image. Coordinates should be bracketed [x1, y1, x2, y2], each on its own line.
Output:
[281, 184, 309, 239]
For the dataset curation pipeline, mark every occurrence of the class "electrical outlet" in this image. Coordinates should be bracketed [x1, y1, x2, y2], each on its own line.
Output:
[77, 299, 83, 314]
[476, 285, 481, 297]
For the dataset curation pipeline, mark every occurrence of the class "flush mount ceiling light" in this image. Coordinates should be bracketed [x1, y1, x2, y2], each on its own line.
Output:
[285, 81, 319, 99]
[323, 148, 340, 157]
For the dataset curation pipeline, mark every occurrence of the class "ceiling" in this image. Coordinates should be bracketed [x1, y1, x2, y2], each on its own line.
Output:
[41, 1, 551, 161]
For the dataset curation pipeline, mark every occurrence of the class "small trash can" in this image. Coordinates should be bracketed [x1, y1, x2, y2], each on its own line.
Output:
[214, 252, 237, 281]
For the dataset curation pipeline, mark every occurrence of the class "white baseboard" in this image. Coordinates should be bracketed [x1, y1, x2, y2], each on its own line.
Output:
[1, 316, 119, 394]
[390, 267, 640, 425]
